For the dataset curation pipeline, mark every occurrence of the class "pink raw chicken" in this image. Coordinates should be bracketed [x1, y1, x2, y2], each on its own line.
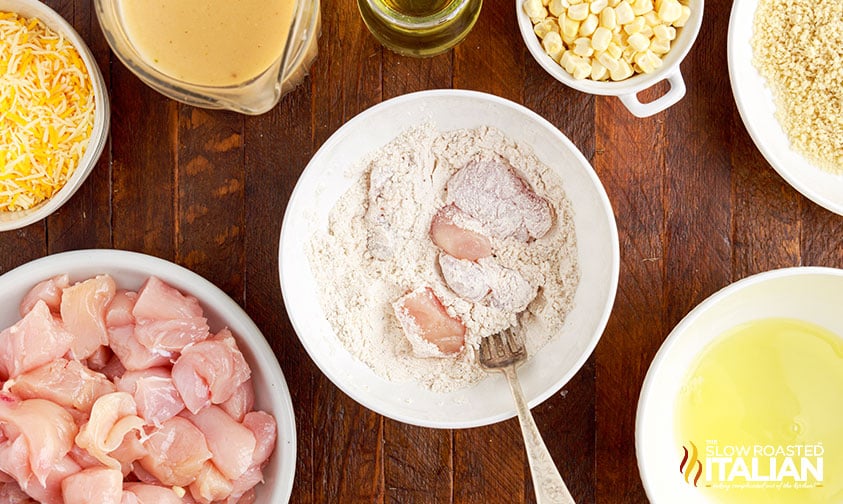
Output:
[138, 416, 212, 487]
[183, 405, 256, 481]
[108, 325, 172, 371]
[447, 157, 553, 241]
[0, 437, 80, 504]
[189, 461, 234, 503]
[117, 368, 184, 427]
[429, 204, 492, 261]
[75, 392, 145, 469]
[6, 359, 116, 413]
[61, 467, 123, 504]
[19, 274, 69, 316]
[0, 481, 38, 503]
[122, 482, 183, 503]
[243, 410, 277, 467]
[0, 300, 73, 380]
[393, 287, 465, 356]
[219, 379, 255, 423]
[106, 290, 138, 328]
[132, 277, 210, 352]
[61, 275, 117, 360]
[0, 394, 78, 487]
[172, 329, 251, 414]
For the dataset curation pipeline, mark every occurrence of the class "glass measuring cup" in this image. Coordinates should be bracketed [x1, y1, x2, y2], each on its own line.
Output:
[94, 0, 321, 115]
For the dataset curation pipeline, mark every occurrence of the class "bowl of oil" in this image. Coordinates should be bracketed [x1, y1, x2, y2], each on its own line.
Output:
[636, 267, 843, 504]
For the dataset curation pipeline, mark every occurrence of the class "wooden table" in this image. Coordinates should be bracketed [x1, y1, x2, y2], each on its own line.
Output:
[3, 0, 842, 502]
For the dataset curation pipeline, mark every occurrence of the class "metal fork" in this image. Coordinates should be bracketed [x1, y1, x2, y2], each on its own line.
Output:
[479, 327, 576, 504]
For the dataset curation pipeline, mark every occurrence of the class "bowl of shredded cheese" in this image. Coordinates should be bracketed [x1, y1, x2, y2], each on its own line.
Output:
[0, 0, 109, 231]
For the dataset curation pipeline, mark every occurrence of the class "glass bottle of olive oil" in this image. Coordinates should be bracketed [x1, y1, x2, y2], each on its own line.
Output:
[357, 0, 482, 57]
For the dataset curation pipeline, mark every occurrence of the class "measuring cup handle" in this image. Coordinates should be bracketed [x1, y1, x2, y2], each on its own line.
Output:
[618, 70, 687, 118]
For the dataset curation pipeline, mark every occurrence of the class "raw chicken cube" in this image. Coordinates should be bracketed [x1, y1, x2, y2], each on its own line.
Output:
[61, 467, 123, 504]
[75, 392, 145, 470]
[172, 329, 251, 414]
[106, 290, 138, 328]
[0, 394, 78, 487]
[242, 410, 277, 467]
[138, 416, 212, 487]
[447, 157, 553, 241]
[219, 379, 255, 423]
[117, 368, 185, 427]
[392, 287, 465, 356]
[61, 275, 117, 360]
[6, 359, 116, 413]
[122, 483, 183, 504]
[132, 277, 210, 353]
[182, 405, 256, 481]
[19, 274, 69, 316]
[438, 253, 490, 301]
[108, 325, 172, 371]
[429, 204, 492, 261]
[189, 461, 234, 503]
[0, 300, 73, 380]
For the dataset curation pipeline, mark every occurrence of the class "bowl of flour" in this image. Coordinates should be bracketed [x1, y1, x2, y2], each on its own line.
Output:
[279, 90, 619, 428]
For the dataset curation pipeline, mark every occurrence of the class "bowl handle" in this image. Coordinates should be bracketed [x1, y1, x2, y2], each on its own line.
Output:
[618, 70, 686, 118]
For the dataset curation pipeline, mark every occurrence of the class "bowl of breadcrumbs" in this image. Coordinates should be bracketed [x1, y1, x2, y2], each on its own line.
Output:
[728, 0, 843, 215]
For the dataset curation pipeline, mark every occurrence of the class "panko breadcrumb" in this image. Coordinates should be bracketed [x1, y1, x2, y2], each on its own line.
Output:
[752, 0, 843, 174]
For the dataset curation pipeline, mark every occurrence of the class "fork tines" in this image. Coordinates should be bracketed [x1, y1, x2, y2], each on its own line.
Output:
[479, 327, 527, 369]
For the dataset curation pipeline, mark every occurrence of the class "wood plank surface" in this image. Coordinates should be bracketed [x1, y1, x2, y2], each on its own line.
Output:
[1, 0, 841, 503]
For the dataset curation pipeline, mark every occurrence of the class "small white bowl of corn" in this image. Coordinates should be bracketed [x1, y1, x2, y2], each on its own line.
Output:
[0, 0, 110, 231]
[517, 0, 703, 117]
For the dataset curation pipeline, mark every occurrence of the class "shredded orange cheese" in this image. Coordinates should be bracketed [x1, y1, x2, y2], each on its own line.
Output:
[0, 11, 96, 212]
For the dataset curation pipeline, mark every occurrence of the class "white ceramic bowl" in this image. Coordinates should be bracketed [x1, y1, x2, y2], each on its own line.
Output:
[0, 250, 296, 504]
[279, 89, 619, 429]
[636, 267, 843, 503]
[516, 0, 704, 117]
[0, 0, 110, 232]
[728, 0, 843, 216]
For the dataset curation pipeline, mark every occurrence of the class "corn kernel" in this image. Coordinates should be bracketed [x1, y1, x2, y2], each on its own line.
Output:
[608, 0, 621, 6]
[560, 50, 577, 73]
[631, 0, 653, 16]
[597, 51, 620, 71]
[590, 0, 609, 13]
[650, 37, 670, 54]
[653, 24, 676, 40]
[627, 32, 650, 51]
[657, 0, 682, 23]
[621, 44, 636, 62]
[610, 58, 634, 80]
[591, 26, 613, 52]
[573, 37, 594, 56]
[548, 0, 569, 17]
[561, 15, 581, 40]
[674, 5, 691, 27]
[643, 11, 660, 26]
[600, 7, 617, 30]
[639, 24, 654, 38]
[542, 31, 565, 60]
[623, 16, 646, 34]
[567, 3, 590, 21]
[634, 49, 662, 73]
[591, 59, 609, 80]
[606, 41, 623, 59]
[571, 58, 592, 79]
[534, 18, 560, 38]
[580, 13, 599, 36]
[615, 0, 635, 24]
[524, 0, 548, 21]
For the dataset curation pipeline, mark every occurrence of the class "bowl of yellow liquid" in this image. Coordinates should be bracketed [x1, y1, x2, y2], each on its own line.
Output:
[95, 0, 320, 114]
[637, 267, 843, 504]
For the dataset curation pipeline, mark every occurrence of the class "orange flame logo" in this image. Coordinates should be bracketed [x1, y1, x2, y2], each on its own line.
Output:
[679, 441, 703, 487]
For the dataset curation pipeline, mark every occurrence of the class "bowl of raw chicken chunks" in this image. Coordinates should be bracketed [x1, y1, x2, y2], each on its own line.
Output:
[0, 249, 295, 504]
[280, 89, 619, 428]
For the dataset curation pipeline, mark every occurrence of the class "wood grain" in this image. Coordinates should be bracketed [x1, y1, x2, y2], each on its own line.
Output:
[1, 0, 842, 502]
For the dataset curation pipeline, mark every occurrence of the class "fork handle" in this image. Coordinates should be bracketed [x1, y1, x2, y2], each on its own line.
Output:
[503, 366, 576, 504]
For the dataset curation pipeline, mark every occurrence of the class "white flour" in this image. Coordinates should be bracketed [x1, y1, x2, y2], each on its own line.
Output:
[307, 125, 579, 392]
